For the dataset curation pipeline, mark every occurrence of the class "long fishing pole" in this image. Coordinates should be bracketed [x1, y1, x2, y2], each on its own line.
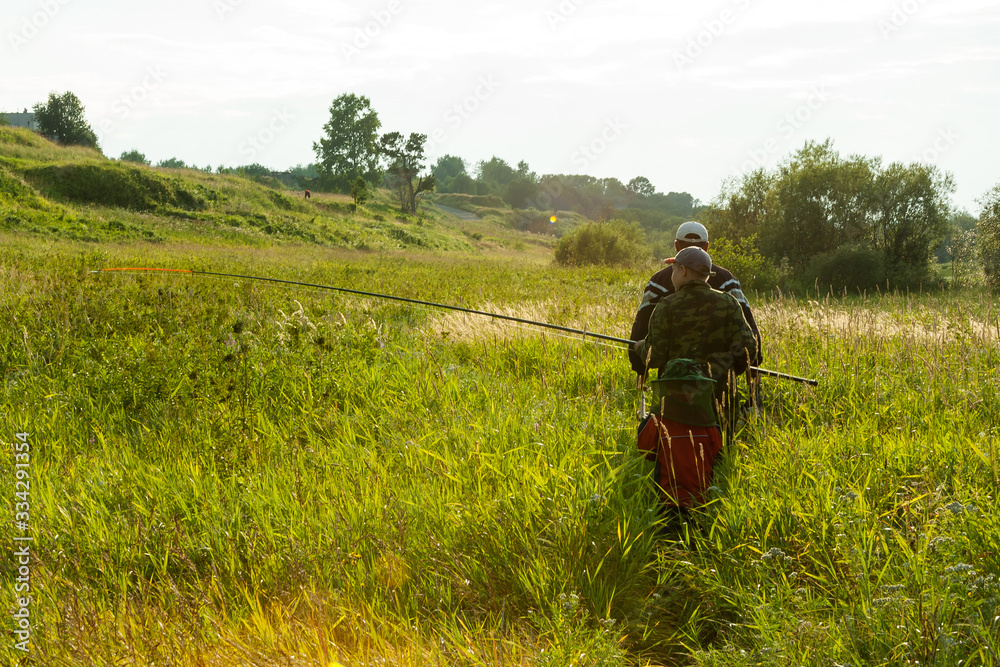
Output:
[90, 267, 819, 386]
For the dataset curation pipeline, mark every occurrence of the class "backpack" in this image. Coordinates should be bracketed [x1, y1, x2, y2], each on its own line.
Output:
[637, 359, 723, 508]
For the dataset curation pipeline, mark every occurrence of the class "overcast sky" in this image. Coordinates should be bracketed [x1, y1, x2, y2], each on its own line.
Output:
[4, 0, 999, 212]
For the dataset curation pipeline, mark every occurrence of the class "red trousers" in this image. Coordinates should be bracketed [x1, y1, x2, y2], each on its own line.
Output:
[637, 415, 723, 508]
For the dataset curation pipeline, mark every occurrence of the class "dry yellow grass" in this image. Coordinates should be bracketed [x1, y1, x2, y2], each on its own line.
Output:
[425, 299, 625, 344]
[756, 298, 1000, 345]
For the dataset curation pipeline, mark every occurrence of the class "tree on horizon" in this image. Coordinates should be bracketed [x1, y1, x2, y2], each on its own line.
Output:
[32, 91, 99, 150]
[313, 93, 382, 192]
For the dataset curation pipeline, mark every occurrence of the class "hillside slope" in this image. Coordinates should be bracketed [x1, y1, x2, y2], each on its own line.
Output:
[0, 127, 555, 254]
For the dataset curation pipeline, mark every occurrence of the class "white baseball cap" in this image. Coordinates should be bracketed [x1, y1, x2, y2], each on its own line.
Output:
[675, 221, 709, 243]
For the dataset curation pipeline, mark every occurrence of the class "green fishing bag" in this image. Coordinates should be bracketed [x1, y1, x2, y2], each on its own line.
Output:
[650, 358, 717, 427]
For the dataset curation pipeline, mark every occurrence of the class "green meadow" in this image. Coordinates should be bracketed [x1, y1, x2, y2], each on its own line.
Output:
[2, 128, 999, 665]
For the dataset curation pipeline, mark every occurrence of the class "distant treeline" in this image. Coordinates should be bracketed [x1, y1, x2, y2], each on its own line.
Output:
[306, 93, 699, 230]
[701, 139, 980, 292]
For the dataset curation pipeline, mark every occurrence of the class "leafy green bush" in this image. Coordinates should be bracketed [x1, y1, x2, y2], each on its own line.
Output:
[119, 149, 150, 165]
[554, 220, 648, 267]
[802, 245, 887, 294]
[886, 260, 940, 292]
[351, 176, 369, 206]
[704, 234, 784, 292]
[977, 183, 1000, 292]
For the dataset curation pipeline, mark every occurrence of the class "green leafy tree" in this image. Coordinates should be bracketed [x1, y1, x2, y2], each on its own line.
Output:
[313, 93, 382, 191]
[599, 177, 630, 207]
[432, 155, 467, 182]
[516, 160, 537, 183]
[289, 163, 319, 179]
[655, 191, 695, 218]
[978, 183, 1000, 292]
[503, 178, 539, 208]
[119, 149, 150, 165]
[704, 139, 956, 289]
[236, 163, 270, 177]
[157, 157, 187, 169]
[351, 176, 369, 207]
[32, 91, 99, 149]
[947, 227, 978, 288]
[701, 169, 774, 242]
[476, 157, 517, 194]
[626, 176, 655, 197]
[869, 161, 953, 269]
[935, 211, 978, 263]
[380, 132, 435, 213]
[444, 172, 476, 195]
[760, 140, 874, 264]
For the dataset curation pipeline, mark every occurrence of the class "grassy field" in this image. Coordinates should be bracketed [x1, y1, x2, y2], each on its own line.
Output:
[2, 131, 999, 665]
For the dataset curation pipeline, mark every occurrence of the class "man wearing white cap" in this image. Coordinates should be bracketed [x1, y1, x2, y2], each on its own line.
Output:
[628, 220, 762, 375]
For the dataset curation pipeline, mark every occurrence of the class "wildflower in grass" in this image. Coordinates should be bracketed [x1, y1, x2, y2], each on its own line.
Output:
[838, 489, 859, 503]
[558, 592, 580, 614]
[944, 563, 976, 575]
[761, 547, 787, 562]
[928, 535, 954, 550]
[967, 574, 997, 596]
[943, 500, 967, 514]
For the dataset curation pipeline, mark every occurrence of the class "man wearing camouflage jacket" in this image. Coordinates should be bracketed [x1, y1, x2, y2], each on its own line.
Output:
[633, 246, 757, 426]
[628, 221, 761, 375]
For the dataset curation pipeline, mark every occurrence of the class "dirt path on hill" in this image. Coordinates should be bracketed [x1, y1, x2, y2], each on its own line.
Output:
[433, 203, 480, 220]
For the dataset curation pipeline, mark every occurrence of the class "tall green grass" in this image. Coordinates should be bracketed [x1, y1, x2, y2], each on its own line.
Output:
[2, 235, 998, 666]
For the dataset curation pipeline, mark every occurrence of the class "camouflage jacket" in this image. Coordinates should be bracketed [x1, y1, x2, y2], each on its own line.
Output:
[628, 263, 762, 373]
[634, 280, 757, 384]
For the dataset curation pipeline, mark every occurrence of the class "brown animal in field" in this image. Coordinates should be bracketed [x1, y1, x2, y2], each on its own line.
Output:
[304, 190, 311, 199]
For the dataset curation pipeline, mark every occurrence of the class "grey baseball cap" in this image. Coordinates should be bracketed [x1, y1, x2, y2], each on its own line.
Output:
[666, 246, 714, 275]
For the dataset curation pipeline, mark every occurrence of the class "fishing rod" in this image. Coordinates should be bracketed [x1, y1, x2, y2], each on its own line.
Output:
[90, 267, 819, 386]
